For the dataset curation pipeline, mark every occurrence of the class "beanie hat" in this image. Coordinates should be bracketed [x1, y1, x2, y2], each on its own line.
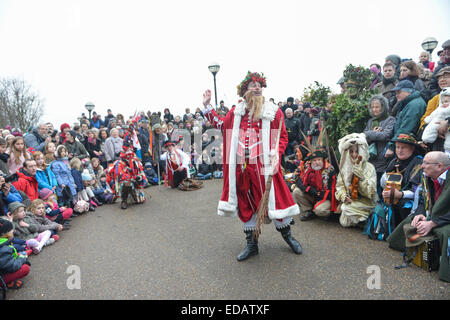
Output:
[385, 54, 401, 66]
[82, 169, 93, 181]
[39, 188, 53, 200]
[7, 201, 26, 214]
[287, 97, 294, 103]
[60, 123, 70, 132]
[0, 219, 13, 236]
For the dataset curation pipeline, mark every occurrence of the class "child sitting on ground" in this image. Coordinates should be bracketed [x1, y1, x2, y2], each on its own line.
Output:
[69, 158, 97, 211]
[99, 173, 115, 203]
[29, 199, 63, 242]
[0, 219, 31, 290]
[39, 188, 74, 227]
[8, 201, 53, 254]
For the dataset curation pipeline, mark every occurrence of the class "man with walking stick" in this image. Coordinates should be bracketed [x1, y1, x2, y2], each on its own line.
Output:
[200, 71, 302, 261]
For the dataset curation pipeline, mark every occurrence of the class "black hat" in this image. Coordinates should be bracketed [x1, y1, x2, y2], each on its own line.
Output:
[390, 133, 426, 155]
[287, 97, 294, 103]
[304, 149, 328, 161]
[0, 219, 13, 235]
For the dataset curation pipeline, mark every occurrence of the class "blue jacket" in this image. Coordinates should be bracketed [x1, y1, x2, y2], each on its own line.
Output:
[0, 237, 28, 275]
[0, 185, 23, 215]
[70, 168, 84, 193]
[50, 159, 77, 197]
[36, 166, 58, 191]
[90, 117, 103, 129]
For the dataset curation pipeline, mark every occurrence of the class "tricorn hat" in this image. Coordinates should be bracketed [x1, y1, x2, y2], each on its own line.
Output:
[403, 224, 436, 248]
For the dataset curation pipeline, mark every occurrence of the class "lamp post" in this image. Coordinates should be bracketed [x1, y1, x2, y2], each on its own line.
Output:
[208, 63, 220, 107]
[421, 37, 438, 61]
[85, 102, 95, 124]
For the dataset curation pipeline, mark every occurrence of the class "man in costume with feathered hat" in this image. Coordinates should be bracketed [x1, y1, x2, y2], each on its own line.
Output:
[292, 145, 338, 222]
[105, 121, 148, 210]
[200, 71, 302, 261]
[160, 139, 191, 188]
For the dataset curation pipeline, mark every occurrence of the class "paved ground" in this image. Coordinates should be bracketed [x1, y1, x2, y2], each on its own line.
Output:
[6, 179, 449, 300]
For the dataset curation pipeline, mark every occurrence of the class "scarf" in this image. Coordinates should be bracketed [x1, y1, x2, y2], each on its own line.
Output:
[370, 113, 388, 129]
[382, 76, 397, 86]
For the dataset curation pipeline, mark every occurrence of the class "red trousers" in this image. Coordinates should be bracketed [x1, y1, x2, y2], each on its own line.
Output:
[2, 264, 30, 284]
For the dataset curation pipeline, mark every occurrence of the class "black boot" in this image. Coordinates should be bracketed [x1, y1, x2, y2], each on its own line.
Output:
[121, 186, 131, 210]
[300, 210, 315, 221]
[277, 225, 302, 254]
[237, 230, 259, 261]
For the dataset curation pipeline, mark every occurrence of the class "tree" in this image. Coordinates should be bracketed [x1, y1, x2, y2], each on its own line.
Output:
[301, 81, 332, 108]
[0, 77, 44, 131]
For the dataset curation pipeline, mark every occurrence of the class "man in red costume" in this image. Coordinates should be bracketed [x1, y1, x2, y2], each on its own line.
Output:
[201, 71, 302, 261]
[106, 123, 147, 210]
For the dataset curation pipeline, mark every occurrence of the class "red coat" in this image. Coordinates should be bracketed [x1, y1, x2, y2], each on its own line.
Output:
[12, 170, 39, 201]
[203, 101, 300, 222]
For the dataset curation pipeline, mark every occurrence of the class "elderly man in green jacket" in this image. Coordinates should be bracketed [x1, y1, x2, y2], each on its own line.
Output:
[387, 151, 450, 282]
[384, 80, 426, 159]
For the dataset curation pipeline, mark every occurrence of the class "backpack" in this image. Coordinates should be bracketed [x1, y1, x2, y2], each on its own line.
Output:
[363, 201, 394, 241]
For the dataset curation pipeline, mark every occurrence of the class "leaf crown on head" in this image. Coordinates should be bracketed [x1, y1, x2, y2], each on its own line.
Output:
[237, 71, 267, 97]
[343, 64, 373, 89]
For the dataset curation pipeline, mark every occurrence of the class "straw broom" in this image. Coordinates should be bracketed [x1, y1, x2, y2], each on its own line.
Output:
[252, 120, 283, 240]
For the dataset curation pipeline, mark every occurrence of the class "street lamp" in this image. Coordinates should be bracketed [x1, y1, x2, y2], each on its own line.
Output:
[421, 37, 438, 61]
[85, 102, 95, 123]
[208, 63, 220, 107]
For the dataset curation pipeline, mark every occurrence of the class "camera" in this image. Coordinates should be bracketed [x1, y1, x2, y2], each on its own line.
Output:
[4, 173, 18, 183]
[51, 130, 58, 138]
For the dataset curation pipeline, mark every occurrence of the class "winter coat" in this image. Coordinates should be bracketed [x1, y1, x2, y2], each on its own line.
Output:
[64, 140, 89, 160]
[84, 138, 102, 158]
[363, 95, 396, 173]
[90, 117, 104, 129]
[50, 159, 77, 197]
[104, 137, 123, 162]
[387, 91, 426, 150]
[419, 93, 441, 130]
[35, 166, 58, 191]
[12, 212, 40, 241]
[70, 168, 84, 192]
[12, 169, 39, 201]
[24, 129, 46, 152]
[0, 237, 28, 275]
[0, 153, 11, 175]
[1, 185, 23, 215]
[364, 116, 396, 173]
[32, 214, 60, 232]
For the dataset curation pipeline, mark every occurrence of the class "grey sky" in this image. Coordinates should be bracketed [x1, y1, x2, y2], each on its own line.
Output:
[0, 0, 448, 128]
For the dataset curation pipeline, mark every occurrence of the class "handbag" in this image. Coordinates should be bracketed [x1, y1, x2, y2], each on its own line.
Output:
[73, 193, 89, 213]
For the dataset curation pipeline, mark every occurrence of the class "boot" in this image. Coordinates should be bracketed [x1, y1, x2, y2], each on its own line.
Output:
[92, 197, 103, 206]
[237, 230, 259, 261]
[300, 210, 315, 221]
[121, 186, 131, 210]
[277, 225, 302, 254]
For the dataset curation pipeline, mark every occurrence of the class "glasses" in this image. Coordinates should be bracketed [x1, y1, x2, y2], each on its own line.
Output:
[422, 162, 439, 166]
